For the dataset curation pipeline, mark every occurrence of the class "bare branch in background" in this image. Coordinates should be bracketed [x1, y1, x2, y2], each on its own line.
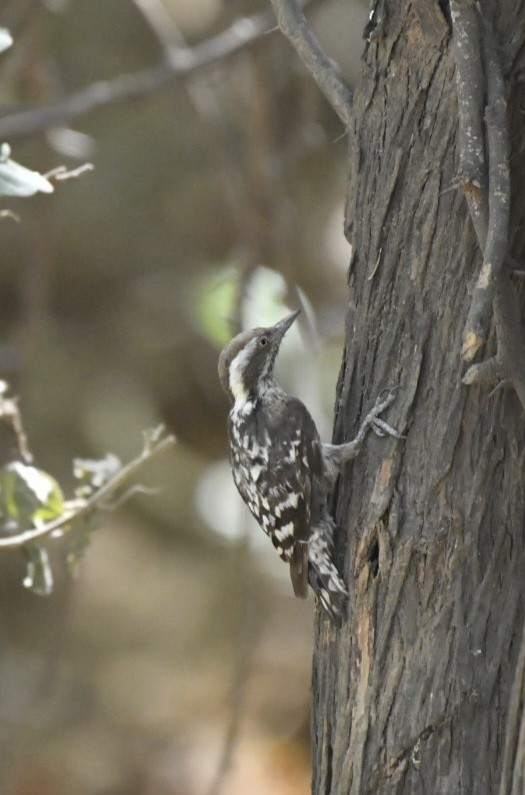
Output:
[130, 0, 270, 340]
[0, 0, 320, 140]
[44, 163, 95, 181]
[269, 0, 353, 127]
[0, 427, 176, 549]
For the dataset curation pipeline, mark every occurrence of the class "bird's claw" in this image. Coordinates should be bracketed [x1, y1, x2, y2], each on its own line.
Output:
[372, 417, 405, 439]
[368, 387, 403, 440]
[373, 387, 398, 413]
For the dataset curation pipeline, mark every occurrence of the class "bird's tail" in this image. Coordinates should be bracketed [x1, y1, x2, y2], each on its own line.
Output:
[308, 519, 348, 620]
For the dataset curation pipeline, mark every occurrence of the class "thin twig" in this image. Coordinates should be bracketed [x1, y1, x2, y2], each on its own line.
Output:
[0, 432, 176, 548]
[269, 0, 352, 127]
[0, 1, 320, 140]
[44, 163, 95, 181]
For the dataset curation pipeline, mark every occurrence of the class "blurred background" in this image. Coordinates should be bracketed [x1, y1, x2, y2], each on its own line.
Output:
[0, 1, 366, 792]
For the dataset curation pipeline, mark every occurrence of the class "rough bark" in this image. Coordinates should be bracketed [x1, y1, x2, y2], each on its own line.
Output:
[312, 2, 525, 793]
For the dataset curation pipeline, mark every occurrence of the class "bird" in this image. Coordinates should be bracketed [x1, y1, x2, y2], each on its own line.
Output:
[218, 310, 399, 619]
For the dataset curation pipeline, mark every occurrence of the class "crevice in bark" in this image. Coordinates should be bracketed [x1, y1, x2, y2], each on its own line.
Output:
[367, 536, 380, 577]
[325, 738, 333, 795]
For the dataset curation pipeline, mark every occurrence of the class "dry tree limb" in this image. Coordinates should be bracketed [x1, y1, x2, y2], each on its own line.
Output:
[269, 0, 353, 127]
[0, 66, 180, 141]
[44, 163, 95, 181]
[450, 0, 489, 360]
[0, 428, 175, 549]
[459, 9, 525, 408]
[450, 0, 487, 225]
[461, 10, 510, 362]
[463, 42, 525, 409]
[0, 2, 318, 140]
[451, 3, 525, 408]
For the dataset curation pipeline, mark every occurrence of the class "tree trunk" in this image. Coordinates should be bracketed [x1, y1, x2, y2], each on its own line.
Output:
[312, 3, 525, 793]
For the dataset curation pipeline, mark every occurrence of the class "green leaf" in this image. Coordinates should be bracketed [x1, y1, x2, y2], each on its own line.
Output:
[0, 462, 64, 530]
[196, 264, 237, 347]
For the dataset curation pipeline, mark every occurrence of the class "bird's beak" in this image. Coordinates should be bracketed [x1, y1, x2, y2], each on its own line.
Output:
[270, 309, 300, 339]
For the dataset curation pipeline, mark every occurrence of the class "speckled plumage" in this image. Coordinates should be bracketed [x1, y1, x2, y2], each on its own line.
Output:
[218, 312, 347, 618]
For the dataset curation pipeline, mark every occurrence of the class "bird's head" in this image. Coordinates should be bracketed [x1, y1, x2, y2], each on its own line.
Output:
[218, 310, 300, 404]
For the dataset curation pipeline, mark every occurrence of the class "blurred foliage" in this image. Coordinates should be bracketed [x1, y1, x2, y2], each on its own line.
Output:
[0, 0, 367, 793]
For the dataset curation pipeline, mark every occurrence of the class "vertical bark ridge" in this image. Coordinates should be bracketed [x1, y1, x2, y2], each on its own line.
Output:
[313, 5, 525, 793]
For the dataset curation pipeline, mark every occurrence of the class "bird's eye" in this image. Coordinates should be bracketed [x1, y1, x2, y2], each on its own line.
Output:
[258, 337, 269, 347]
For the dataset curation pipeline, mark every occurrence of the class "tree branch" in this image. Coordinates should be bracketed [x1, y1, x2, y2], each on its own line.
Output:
[0, 429, 175, 548]
[451, 0, 488, 360]
[0, 2, 318, 140]
[450, 0, 487, 210]
[460, 7, 510, 361]
[269, 0, 352, 127]
[451, 4, 525, 409]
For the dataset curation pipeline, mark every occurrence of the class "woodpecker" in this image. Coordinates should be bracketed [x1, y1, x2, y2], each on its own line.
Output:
[218, 310, 399, 619]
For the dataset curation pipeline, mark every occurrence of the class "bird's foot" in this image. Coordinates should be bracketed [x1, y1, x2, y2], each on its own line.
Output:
[366, 388, 404, 439]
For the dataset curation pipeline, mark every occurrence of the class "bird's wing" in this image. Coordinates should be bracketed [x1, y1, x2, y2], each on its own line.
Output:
[260, 398, 322, 599]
